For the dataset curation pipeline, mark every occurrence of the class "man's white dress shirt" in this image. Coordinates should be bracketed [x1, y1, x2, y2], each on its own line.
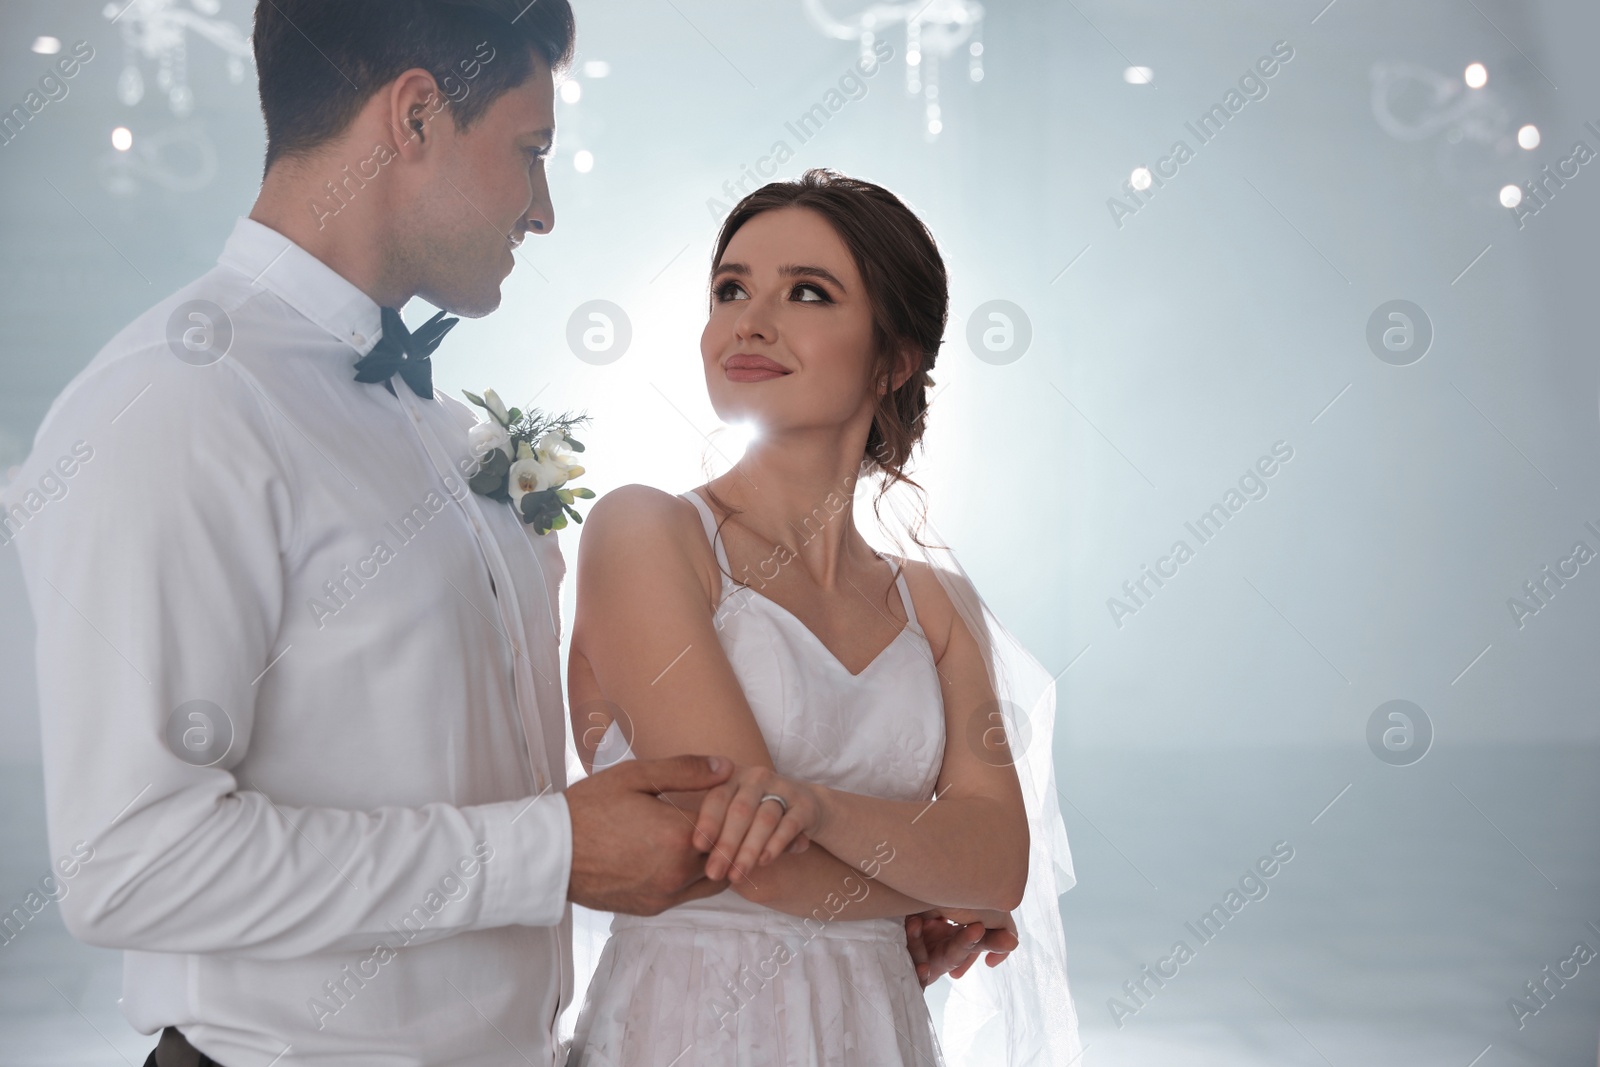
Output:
[6, 219, 574, 1066]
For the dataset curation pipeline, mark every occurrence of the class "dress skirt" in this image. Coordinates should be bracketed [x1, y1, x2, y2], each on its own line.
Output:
[567, 908, 944, 1067]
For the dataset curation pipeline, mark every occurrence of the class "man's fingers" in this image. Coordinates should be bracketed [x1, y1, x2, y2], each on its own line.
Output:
[665, 874, 731, 909]
[626, 754, 734, 797]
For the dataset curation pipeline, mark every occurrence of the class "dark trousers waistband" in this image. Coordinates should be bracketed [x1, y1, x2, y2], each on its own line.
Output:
[142, 1028, 225, 1067]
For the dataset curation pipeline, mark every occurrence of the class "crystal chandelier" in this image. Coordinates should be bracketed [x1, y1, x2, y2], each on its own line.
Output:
[803, 0, 985, 138]
[102, 0, 252, 116]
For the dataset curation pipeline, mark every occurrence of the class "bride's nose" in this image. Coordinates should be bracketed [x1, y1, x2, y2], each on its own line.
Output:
[733, 297, 777, 344]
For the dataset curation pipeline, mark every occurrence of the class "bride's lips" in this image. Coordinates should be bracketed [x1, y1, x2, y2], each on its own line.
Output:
[724, 353, 791, 383]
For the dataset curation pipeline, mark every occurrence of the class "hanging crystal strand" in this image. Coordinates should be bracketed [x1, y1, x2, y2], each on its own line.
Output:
[905, 12, 922, 96]
[117, 41, 144, 104]
[924, 55, 942, 138]
[156, 33, 174, 95]
[969, 22, 985, 83]
[170, 32, 193, 115]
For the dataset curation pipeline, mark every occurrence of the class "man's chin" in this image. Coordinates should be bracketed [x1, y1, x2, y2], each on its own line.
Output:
[420, 284, 502, 319]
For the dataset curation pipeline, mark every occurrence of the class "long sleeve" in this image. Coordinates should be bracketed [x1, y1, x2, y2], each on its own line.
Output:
[15, 321, 572, 969]
[8, 216, 575, 1064]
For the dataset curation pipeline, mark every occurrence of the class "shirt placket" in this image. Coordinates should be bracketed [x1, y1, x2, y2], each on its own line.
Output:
[395, 388, 555, 795]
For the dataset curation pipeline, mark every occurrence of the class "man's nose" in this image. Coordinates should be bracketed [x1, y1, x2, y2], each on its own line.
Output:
[524, 174, 555, 236]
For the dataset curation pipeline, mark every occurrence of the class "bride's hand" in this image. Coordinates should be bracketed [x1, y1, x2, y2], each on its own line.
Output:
[910, 907, 1019, 982]
[691, 764, 821, 884]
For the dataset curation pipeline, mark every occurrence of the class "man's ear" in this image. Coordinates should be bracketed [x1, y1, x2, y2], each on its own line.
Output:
[386, 68, 449, 158]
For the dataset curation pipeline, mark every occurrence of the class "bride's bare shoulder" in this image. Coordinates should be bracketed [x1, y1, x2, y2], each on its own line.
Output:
[895, 558, 982, 662]
[580, 484, 714, 572]
[586, 483, 694, 528]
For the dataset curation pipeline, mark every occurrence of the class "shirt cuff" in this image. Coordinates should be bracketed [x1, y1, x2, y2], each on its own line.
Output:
[479, 791, 572, 929]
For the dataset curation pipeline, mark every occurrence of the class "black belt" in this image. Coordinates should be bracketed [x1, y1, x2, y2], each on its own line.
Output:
[142, 1028, 225, 1067]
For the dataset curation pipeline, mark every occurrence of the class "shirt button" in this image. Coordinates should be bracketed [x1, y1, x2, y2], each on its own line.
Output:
[352, 332, 367, 346]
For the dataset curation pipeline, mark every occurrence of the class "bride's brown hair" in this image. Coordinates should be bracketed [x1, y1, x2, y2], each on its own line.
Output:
[710, 169, 948, 506]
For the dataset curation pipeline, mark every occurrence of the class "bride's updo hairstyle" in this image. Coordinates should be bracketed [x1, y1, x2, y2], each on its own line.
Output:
[712, 169, 947, 499]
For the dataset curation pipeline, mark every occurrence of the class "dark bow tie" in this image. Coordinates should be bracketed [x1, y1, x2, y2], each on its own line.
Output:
[353, 306, 459, 399]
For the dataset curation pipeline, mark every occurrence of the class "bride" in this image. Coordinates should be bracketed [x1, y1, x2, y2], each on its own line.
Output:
[564, 169, 1080, 1065]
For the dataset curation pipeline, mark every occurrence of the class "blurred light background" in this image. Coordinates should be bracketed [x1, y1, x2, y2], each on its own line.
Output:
[2, 0, 1598, 1064]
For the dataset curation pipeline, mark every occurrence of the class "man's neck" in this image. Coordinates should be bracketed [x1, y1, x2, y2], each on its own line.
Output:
[249, 150, 413, 309]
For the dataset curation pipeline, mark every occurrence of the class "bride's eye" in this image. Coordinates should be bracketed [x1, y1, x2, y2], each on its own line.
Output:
[713, 279, 749, 302]
[792, 283, 831, 304]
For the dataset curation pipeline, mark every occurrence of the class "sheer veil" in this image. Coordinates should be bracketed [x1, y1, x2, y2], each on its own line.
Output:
[866, 469, 1084, 1066]
[558, 465, 1083, 1065]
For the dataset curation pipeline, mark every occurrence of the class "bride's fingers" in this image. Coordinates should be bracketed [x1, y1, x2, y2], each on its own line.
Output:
[756, 811, 806, 865]
[729, 799, 789, 881]
[691, 782, 735, 853]
[704, 781, 766, 880]
[979, 925, 1019, 954]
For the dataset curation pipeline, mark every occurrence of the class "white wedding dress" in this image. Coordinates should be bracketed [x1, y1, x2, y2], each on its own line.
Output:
[567, 489, 948, 1066]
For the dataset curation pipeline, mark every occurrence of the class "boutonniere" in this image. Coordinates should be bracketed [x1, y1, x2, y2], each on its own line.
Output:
[463, 389, 595, 534]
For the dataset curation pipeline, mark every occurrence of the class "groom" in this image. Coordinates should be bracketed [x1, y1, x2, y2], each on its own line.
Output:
[8, 2, 1008, 1065]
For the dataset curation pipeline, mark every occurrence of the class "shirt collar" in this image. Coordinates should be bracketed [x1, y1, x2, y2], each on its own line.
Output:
[217, 217, 384, 355]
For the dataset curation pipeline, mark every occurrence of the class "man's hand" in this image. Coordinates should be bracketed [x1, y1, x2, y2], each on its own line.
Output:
[566, 754, 735, 915]
[905, 908, 1019, 987]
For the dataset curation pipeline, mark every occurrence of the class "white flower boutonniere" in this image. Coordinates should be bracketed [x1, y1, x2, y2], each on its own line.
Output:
[463, 388, 594, 534]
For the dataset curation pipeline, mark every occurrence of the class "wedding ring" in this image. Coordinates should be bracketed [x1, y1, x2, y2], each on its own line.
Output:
[758, 793, 789, 815]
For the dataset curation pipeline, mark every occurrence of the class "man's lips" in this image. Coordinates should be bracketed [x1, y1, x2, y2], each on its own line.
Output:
[724, 353, 791, 382]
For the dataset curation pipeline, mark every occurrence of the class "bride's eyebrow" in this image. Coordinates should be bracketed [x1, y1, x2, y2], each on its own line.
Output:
[710, 263, 846, 290]
[780, 264, 845, 290]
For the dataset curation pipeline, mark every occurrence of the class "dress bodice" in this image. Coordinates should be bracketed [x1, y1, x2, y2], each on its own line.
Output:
[593, 489, 946, 926]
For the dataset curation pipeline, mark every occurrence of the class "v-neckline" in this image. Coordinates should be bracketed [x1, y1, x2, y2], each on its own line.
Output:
[730, 583, 913, 679]
[685, 488, 919, 678]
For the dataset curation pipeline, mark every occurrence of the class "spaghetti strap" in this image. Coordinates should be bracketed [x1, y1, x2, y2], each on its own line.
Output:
[679, 489, 733, 575]
[889, 561, 923, 634]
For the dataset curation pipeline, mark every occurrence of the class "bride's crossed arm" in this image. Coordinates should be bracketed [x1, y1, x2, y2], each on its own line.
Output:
[567, 485, 1029, 921]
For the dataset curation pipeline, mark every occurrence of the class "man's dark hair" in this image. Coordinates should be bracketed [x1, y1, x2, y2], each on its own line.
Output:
[254, 0, 576, 169]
